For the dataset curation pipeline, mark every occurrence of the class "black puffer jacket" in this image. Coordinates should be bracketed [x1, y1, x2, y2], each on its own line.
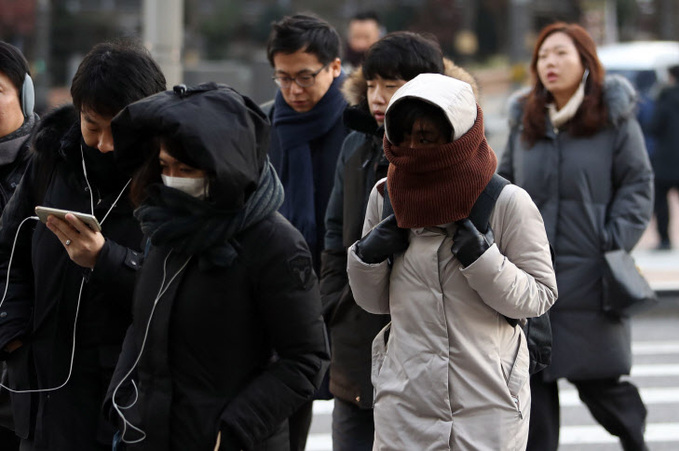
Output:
[106, 84, 329, 450]
[0, 105, 143, 447]
[649, 84, 679, 182]
[499, 75, 653, 381]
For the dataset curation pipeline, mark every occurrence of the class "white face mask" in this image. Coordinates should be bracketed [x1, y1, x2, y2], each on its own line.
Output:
[161, 174, 208, 199]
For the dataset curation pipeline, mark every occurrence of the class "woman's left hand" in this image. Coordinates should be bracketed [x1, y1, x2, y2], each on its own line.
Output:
[46, 213, 105, 269]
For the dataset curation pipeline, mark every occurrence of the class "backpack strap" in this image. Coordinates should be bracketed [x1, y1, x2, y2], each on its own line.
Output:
[381, 182, 394, 220]
[467, 174, 510, 233]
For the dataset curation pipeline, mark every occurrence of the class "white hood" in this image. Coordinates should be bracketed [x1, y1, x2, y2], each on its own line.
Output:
[384, 73, 477, 142]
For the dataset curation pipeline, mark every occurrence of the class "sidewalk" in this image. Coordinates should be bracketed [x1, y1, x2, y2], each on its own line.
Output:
[632, 190, 679, 295]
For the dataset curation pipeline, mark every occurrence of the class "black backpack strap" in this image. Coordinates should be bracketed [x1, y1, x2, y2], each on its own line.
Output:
[382, 182, 394, 220]
[467, 174, 510, 233]
[466, 174, 517, 327]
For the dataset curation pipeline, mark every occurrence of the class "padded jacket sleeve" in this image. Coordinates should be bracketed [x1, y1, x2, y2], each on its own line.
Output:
[219, 220, 329, 449]
[460, 185, 558, 319]
[0, 158, 40, 357]
[347, 183, 391, 315]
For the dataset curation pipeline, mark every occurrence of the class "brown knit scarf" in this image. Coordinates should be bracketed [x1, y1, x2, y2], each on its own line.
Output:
[384, 105, 497, 228]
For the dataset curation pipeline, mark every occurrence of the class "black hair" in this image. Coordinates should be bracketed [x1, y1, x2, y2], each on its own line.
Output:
[130, 136, 214, 207]
[266, 13, 341, 66]
[362, 31, 444, 81]
[351, 11, 380, 24]
[0, 41, 30, 94]
[669, 65, 679, 82]
[387, 98, 453, 146]
[70, 39, 166, 118]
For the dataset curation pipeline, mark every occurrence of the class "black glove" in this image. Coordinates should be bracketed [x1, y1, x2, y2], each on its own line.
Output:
[355, 214, 409, 264]
[451, 218, 494, 267]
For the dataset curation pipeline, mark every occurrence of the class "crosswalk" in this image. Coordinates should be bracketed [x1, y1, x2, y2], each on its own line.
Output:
[306, 338, 679, 450]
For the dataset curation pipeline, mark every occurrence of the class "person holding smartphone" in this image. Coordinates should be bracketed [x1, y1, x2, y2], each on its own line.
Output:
[0, 39, 165, 450]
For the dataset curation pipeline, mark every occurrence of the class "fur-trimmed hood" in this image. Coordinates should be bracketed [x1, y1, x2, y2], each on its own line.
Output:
[507, 74, 638, 129]
[342, 58, 480, 107]
[29, 104, 79, 158]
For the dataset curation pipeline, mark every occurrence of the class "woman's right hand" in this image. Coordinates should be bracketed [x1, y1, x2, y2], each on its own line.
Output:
[355, 214, 409, 264]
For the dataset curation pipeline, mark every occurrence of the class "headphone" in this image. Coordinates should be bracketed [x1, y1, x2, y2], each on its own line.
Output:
[21, 73, 35, 117]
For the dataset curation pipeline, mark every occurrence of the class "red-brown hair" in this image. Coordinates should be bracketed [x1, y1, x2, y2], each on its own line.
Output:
[522, 22, 608, 146]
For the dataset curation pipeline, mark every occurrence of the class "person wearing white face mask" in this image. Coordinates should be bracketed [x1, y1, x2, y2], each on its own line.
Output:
[106, 83, 329, 450]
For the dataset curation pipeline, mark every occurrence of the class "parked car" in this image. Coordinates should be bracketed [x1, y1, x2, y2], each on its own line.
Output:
[597, 41, 679, 156]
[597, 40, 679, 93]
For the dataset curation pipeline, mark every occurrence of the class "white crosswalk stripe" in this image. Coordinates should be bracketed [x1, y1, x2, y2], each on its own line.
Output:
[307, 336, 679, 450]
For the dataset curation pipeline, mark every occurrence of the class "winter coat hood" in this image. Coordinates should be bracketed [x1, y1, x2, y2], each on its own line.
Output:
[341, 58, 480, 134]
[384, 73, 477, 142]
[508, 74, 638, 129]
[29, 104, 79, 158]
[112, 83, 270, 211]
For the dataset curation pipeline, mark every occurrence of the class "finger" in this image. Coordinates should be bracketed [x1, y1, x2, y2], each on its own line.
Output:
[455, 218, 477, 233]
[45, 215, 71, 244]
[64, 213, 95, 236]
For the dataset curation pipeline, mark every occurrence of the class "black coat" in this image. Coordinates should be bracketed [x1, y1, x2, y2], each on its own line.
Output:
[321, 106, 389, 409]
[106, 84, 329, 450]
[649, 84, 679, 182]
[106, 214, 328, 450]
[0, 105, 142, 448]
[499, 76, 653, 381]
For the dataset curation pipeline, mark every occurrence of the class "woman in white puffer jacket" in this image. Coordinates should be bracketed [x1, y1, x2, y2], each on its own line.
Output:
[347, 74, 558, 451]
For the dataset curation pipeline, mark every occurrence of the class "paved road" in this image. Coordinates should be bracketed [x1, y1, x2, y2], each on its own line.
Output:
[306, 299, 679, 450]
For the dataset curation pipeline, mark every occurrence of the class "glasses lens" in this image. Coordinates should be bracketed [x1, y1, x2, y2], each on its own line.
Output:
[273, 77, 291, 88]
[296, 75, 315, 87]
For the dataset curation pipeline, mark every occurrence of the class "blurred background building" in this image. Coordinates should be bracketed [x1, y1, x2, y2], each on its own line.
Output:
[1, 0, 678, 110]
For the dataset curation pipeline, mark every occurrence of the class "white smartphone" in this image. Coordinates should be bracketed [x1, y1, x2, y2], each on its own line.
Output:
[35, 206, 102, 232]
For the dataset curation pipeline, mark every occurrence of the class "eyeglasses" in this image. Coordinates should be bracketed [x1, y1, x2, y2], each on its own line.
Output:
[272, 63, 329, 88]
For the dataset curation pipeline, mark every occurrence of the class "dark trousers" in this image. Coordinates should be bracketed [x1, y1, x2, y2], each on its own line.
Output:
[331, 398, 374, 451]
[288, 400, 313, 451]
[0, 427, 19, 451]
[654, 180, 679, 244]
[527, 374, 648, 451]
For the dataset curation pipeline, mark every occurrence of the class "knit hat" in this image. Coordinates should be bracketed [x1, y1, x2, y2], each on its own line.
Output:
[384, 73, 477, 142]
[383, 74, 497, 228]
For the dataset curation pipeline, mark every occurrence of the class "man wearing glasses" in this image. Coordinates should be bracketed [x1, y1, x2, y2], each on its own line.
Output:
[263, 12, 348, 451]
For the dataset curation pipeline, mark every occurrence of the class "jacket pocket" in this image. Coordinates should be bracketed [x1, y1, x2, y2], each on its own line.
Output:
[370, 322, 391, 402]
[502, 331, 529, 418]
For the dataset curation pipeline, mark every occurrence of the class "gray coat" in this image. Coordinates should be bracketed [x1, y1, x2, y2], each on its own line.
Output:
[499, 75, 654, 381]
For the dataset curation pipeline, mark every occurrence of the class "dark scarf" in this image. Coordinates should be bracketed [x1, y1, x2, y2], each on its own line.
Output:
[0, 114, 36, 165]
[135, 160, 284, 267]
[384, 106, 497, 228]
[272, 73, 346, 247]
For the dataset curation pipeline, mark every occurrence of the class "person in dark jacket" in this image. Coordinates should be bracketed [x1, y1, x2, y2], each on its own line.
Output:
[649, 65, 679, 250]
[0, 40, 165, 450]
[263, 13, 349, 450]
[499, 23, 653, 451]
[322, 31, 479, 450]
[106, 83, 329, 450]
[0, 40, 39, 451]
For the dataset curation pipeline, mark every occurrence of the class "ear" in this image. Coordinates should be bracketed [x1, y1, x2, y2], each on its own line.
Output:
[330, 58, 342, 78]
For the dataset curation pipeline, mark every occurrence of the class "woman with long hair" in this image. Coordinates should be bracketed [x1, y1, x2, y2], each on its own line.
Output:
[499, 22, 653, 451]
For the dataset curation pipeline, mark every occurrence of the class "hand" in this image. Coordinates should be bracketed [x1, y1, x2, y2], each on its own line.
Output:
[46, 213, 105, 269]
[355, 214, 409, 264]
[214, 431, 221, 451]
[3, 339, 22, 353]
[451, 218, 494, 267]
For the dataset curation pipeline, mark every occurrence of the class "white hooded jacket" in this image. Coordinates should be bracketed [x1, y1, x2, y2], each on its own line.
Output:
[347, 75, 558, 450]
